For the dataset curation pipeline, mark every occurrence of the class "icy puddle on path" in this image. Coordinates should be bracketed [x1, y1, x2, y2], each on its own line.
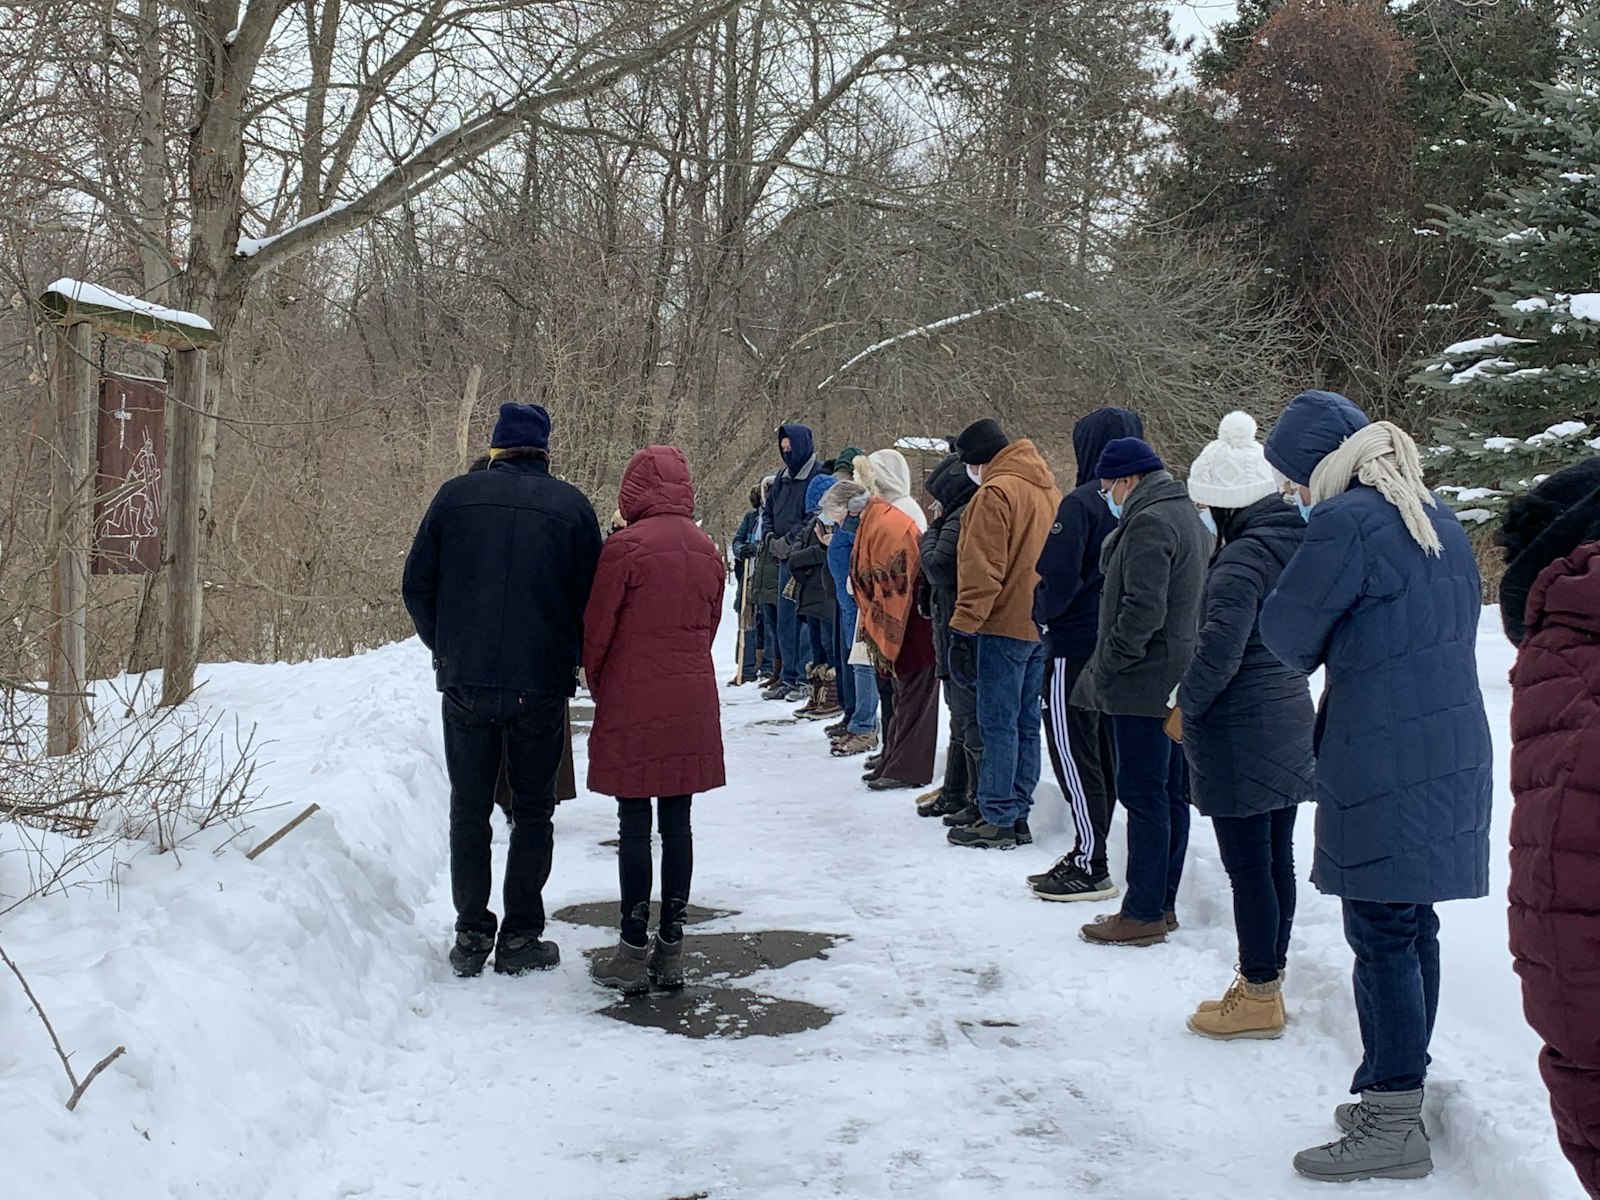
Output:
[554, 902, 843, 1039]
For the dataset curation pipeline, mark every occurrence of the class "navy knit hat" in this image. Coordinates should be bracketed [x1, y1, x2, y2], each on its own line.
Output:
[1095, 437, 1164, 480]
[955, 418, 1009, 465]
[490, 403, 552, 450]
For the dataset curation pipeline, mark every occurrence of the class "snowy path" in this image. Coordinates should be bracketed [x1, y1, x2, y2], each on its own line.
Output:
[2, 613, 1583, 1200]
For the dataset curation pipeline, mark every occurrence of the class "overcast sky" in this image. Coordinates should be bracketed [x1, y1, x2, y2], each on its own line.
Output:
[1169, 0, 1236, 46]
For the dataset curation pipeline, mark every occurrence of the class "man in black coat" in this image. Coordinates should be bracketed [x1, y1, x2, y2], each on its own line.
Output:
[403, 402, 603, 979]
[1071, 437, 1212, 948]
[760, 422, 823, 701]
[1030, 407, 1143, 903]
[918, 454, 983, 820]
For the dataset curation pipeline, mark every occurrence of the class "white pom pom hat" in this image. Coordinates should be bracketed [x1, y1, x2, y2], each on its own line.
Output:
[1187, 411, 1279, 509]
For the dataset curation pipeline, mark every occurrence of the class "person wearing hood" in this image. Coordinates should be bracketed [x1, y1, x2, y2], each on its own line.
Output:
[1497, 458, 1600, 1200]
[946, 418, 1063, 849]
[584, 446, 726, 995]
[1072, 437, 1211, 944]
[403, 403, 603, 979]
[917, 453, 983, 820]
[1258, 390, 1491, 1184]
[730, 483, 764, 684]
[786, 472, 844, 721]
[820, 481, 880, 756]
[1029, 406, 1143, 902]
[856, 447, 929, 532]
[1176, 412, 1315, 1041]
[852, 490, 940, 790]
[762, 423, 824, 701]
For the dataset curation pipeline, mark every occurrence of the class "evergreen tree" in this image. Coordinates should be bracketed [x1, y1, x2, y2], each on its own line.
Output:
[1416, 14, 1600, 512]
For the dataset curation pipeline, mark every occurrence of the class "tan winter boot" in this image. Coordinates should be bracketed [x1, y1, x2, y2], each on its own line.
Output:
[1199, 967, 1287, 1013]
[1187, 976, 1286, 1040]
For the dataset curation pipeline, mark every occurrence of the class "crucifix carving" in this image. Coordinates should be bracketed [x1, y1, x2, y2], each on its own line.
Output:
[112, 391, 134, 448]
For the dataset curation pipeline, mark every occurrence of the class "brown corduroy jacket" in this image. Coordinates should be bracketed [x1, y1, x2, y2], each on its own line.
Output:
[951, 439, 1062, 642]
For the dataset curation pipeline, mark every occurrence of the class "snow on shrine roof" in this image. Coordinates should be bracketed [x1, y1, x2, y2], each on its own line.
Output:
[44, 279, 214, 332]
[894, 437, 948, 453]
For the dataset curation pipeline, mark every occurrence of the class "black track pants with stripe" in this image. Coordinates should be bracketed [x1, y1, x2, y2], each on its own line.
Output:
[1042, 655, 1117, 879]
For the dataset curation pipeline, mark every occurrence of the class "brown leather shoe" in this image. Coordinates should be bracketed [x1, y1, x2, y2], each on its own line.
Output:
[1080, 912, 1168, 947]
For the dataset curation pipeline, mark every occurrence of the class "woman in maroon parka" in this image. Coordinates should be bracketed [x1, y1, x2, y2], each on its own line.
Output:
[584, 445, 726, 993]
[1499, 458, 1600, 1200]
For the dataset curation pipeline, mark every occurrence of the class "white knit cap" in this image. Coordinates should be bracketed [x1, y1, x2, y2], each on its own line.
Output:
[1187, 412, 1278, 509]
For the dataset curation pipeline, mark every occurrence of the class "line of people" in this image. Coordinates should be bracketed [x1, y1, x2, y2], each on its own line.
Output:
[401, 396, 1597, 1197]
[725, 394, 1584, 1188]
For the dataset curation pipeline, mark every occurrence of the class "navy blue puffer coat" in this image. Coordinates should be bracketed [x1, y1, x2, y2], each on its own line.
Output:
[1259, 392, 1493, 905]
[1178, 496, 1315, 820]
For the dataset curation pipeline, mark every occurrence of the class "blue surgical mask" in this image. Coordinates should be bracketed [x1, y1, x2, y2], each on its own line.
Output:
[1296, 498, 1314, 523]
[1197, 509, 1217, 538]
[1102, 491, 1123, 520]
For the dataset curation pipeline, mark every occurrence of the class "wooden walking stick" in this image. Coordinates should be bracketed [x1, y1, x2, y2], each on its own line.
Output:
[731, 556, 755, 685]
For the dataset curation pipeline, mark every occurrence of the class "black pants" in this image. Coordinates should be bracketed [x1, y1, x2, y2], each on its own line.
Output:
[443, 686, 564, 938]
[1211, 807, 1299, 985]
[618, 795, 694, 947]
[940, 675, 983, 803]
[1042, 656, 1117, 878]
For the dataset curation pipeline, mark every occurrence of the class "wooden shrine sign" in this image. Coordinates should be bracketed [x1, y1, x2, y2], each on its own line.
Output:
[93, 373, 165, 574]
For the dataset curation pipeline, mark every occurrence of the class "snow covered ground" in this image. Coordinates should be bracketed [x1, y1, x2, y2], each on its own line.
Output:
[1, 607, 1583, 1200]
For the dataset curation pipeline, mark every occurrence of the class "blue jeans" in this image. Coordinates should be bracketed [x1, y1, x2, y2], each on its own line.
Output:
[1112, 714, 1190, 924]
[776, 564, 807, 686]
[974, 635, 1046, 828]
[1344, 899, 1440, 1094]
[807, 617, 837, 670]
[757, 603, 778, 677]
[835, 612, 855, 715]
[838, 607, 877, 734]
[740, 598, 760, 677]
[1212, 807, 1298, 985]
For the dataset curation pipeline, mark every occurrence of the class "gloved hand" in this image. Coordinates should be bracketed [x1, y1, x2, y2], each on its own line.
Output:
[948, 630, 978, 689]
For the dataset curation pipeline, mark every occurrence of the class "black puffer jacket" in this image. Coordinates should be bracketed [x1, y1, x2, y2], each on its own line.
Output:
[920, 454, 978, 679]
[403, 455, 603, 695]
[1177, 496, 1315, 819]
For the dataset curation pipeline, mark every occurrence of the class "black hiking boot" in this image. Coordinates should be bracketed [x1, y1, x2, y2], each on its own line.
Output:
[449, 930, 495, 978]
[866, 776, 919, 792]
[942, 802, 981, 828]
[947, 821, 1018, 850]
[1014, 817, 1033, 845]
[494, 933, 561, 976]
[918, 793, 967, 819]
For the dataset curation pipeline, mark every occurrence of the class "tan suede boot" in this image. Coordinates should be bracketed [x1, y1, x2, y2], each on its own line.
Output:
[1187, 976, 1286, 1040]
[1198, 967, 1287, 1013]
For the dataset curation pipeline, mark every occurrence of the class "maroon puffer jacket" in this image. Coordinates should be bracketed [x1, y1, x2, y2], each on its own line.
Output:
[1509, 540, 1600, 1199]
[584, 446, 726, 800]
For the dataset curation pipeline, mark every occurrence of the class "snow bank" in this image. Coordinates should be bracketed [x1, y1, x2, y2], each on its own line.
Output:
[2, 614, 1582, 1200]
[44, 278, 214, 332]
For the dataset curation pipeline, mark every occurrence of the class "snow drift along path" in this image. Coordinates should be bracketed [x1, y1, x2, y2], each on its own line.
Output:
[1, 610, 1583, 1200]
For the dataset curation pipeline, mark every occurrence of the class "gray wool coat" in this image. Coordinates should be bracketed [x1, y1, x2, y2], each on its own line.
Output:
[1072, 471, 1213, 719]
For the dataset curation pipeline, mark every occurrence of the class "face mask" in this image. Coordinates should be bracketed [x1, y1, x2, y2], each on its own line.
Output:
[1198, 509, 1217, 538]
[966, 465, 983, 487]
[1102, 490, 1123, 520]
[819, 511, 837, 527]
[1296, 498, 1315, 523]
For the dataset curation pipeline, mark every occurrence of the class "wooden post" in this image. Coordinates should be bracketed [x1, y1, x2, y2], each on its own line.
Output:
[161, 348, 206, 707]
[47, 322, 95, 755]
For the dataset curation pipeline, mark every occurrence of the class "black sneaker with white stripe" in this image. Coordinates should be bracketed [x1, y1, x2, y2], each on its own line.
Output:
[1030, 861, 1120, 902]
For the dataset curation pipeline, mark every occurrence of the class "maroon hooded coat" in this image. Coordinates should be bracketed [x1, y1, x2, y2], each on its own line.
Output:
[1509, 540, 1600, 1199]
[584, 446, 727, 799]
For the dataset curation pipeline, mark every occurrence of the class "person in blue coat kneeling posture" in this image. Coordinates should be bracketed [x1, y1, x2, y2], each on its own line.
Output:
[1259, 390, 1492, 1185]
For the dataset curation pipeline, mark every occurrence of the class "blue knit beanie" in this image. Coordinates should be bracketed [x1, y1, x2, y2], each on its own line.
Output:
[490, 403, 552, 450]
[1094, 437, 1164, 480]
